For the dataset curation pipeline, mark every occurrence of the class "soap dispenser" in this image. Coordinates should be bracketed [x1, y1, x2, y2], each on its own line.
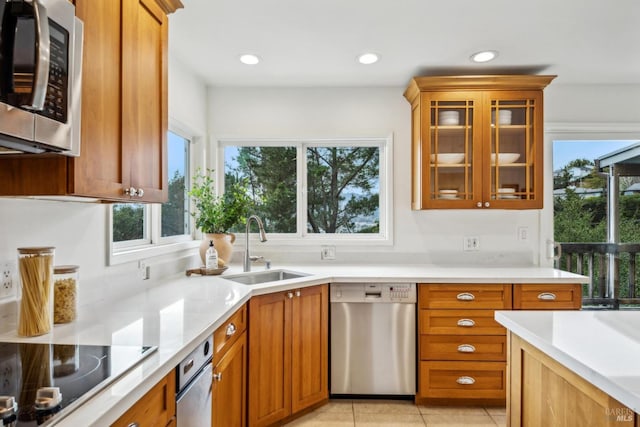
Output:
[205, 240, 218, 270]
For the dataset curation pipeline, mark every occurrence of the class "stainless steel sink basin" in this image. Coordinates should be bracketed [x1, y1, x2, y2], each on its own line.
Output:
[223, 269, 309, 285]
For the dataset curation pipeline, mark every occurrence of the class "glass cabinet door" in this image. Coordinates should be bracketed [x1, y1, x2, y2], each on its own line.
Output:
[425, 94, 482, 206]
[485, 91, 543, 207]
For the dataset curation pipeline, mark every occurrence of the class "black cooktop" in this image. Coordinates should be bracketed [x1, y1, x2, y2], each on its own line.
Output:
[0, 343, 156, 426]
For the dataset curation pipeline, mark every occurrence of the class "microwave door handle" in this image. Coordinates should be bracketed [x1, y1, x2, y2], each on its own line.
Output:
[0, 3, 19, 96]
[22, 0, 49, 111]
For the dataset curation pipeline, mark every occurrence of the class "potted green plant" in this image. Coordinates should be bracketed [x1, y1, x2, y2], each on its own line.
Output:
[188, 168, 251, 266]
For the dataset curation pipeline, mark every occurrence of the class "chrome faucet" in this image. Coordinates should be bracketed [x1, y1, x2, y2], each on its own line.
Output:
[244, 215, 267, 272]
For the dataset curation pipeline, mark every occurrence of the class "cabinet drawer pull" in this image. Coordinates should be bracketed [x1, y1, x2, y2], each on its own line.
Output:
[484, 201, 490, 208]
[124, 187, 138, 197]
[213, 372, 222, 381]
[287, 292, 294, 299]
[456, 376, 476, 385]
[225, 323, 237, 337]
[456, 292, 475, 301]
[457, 318, 476, 327]
[127, 423, 140, 427]
[537, 292, 557, 301]
[457, 344, 476, 353]
[476, 202, 482, 208]
[137, 188, 144, 198]
[295, 290, 301, 297]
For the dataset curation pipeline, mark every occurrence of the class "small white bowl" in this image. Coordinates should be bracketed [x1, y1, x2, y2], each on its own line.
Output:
[438, 111, 459, 125]
[431, 153, 464, 164]
[491, 153, 520, 164]
[491, 110, 512, 125]
[498, 187, 515, 193]
[438, 189, 459, 199]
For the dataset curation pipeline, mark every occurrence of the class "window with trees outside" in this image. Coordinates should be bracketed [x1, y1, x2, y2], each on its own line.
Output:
[220, 138, 390, 240]
[111, 131, 191, 254]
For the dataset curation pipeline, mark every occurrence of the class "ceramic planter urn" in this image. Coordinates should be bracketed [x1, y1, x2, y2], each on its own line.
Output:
[199, 233, 236, 266]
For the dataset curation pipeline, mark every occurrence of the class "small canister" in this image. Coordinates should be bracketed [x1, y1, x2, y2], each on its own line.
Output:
[17, 247, 55, 337]
[53, 265, 79, 324]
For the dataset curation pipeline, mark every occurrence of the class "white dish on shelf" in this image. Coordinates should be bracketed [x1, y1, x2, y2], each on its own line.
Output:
[491, 153, 520, 164]
[438, 111, 459, 125]
[430, 153, 464, 164]
[498, 195, 520, 200]
[438, 189, 458, 199]
[491, 109, 512, 125]
[498, 187, 516, 194]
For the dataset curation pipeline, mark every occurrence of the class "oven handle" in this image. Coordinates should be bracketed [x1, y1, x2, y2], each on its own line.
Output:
[22, 0, 50, 111]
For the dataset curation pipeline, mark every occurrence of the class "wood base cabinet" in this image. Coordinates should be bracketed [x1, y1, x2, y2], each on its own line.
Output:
[111, 370, 176, 427]
[417, 283, 582, 406]
[212, 304, 247, 427]
[248, 285, 328, 427]
[509, 333, 637, 427]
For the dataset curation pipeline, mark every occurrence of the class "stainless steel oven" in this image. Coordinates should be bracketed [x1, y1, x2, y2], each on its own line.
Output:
[0, 0, 83, 155]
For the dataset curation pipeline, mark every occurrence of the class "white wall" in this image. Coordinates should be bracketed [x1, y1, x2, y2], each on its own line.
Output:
[0, 58, 208, 303]
[207, 83, 640, 266]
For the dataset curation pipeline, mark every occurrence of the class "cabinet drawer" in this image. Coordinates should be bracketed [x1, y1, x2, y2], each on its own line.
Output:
[420, 309, 506, 335]
[419, 284, 512, 310]
[213, 304, 247, 364]
[111, 371, 176, 427]
[419, 361, 506, 399]
[513, 284, 582, 310]
[420, 335, 506, 361]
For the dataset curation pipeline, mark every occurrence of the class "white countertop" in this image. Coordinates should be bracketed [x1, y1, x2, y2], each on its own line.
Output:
[495, 310, 640, 413]
[0, 263, 588, 425]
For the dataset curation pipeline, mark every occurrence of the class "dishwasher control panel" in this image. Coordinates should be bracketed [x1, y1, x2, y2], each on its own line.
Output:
[330, 283, 416, 303]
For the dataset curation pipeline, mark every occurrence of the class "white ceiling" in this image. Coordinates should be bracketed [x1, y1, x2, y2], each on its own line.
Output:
[169, 0, 640, 88]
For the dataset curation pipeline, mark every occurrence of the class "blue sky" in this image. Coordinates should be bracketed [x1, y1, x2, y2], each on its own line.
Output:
[168, 131, 187, 177]
[552, 140, 638, 170]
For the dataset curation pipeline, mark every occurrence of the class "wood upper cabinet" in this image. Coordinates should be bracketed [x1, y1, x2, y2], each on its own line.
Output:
[403, 75, 555, 210]
[0, 0, 181, 202]
[248, 285, 328, 427]
[111, 370, 176, 427]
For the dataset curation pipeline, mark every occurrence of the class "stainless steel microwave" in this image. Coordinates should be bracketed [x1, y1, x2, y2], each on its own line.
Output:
[0, 0, 83, 155]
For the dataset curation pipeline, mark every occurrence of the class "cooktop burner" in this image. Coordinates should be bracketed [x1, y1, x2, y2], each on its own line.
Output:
[0, 343, 156, 426]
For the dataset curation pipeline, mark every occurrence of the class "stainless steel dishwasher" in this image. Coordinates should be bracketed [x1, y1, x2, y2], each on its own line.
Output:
[330, 283, 416, 396]
[176, 336, 213, 427]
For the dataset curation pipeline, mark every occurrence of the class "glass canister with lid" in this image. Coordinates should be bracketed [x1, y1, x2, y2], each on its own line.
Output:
[53, 265, 79, 324]
[17, 247, 55, 337]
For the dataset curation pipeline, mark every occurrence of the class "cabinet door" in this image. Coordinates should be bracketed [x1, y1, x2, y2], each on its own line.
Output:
[212, 332, 247, 427]
[291, 285, 328, 413]
[111, 371, 176, 427]
[248, 292, 291, 426]
[71, 0, 128, 199]
[418, 91, 483, 209]
[482, 90, 543, 209]
[122, 0, 168, 203]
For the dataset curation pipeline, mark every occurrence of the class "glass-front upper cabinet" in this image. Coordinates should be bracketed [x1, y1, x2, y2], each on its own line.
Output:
[404, 75, 555, 210]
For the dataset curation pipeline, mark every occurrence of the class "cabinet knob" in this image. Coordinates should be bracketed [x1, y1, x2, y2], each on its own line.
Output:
[127, 423, 140, 427]
[537, 292, 557, 301]
[137, 188, 144, 198]
[457, 318, 476, 327]
[287, 292, 294, 299]
[484, 201, 490, 208]
[124, 187, 138, 196]
[456, 376, 476, 385]
[213, 372, 222, 381]
[226, 323, 237, 337]
[476, 202, 482, 208]
[295, 290, 301, 297]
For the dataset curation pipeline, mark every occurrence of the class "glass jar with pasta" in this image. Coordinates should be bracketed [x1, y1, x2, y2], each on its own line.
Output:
[53, 265, 79, 324]
[17, 247, 55, 337]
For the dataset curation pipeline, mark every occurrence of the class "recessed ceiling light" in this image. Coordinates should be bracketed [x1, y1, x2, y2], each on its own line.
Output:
[470, 50, 498, 63]
[239, 54, 260, 65]
[357, 53, 379, 65]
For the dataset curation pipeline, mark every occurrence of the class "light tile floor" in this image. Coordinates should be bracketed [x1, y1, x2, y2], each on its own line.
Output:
[284, 400, 506, 427]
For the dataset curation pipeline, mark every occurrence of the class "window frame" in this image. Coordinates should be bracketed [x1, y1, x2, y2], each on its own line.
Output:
[216, 136, 393, 245]
[108, 122, 201, 265]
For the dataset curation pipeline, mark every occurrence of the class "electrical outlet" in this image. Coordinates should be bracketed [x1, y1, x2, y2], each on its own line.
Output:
[518, 226, 529, 241]
[321, 246, 336, 260]
[1, 261, 17, 299]
[138, 260, 150, 280]
[463, 236, 480, 251]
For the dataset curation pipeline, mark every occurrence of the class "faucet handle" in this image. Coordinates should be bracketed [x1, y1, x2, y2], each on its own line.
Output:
[265, 260, 271, 270]
[249, 255, 265, 262]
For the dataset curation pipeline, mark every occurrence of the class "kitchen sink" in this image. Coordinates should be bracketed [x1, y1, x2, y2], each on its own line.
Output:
[223, 269, 309, 285]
